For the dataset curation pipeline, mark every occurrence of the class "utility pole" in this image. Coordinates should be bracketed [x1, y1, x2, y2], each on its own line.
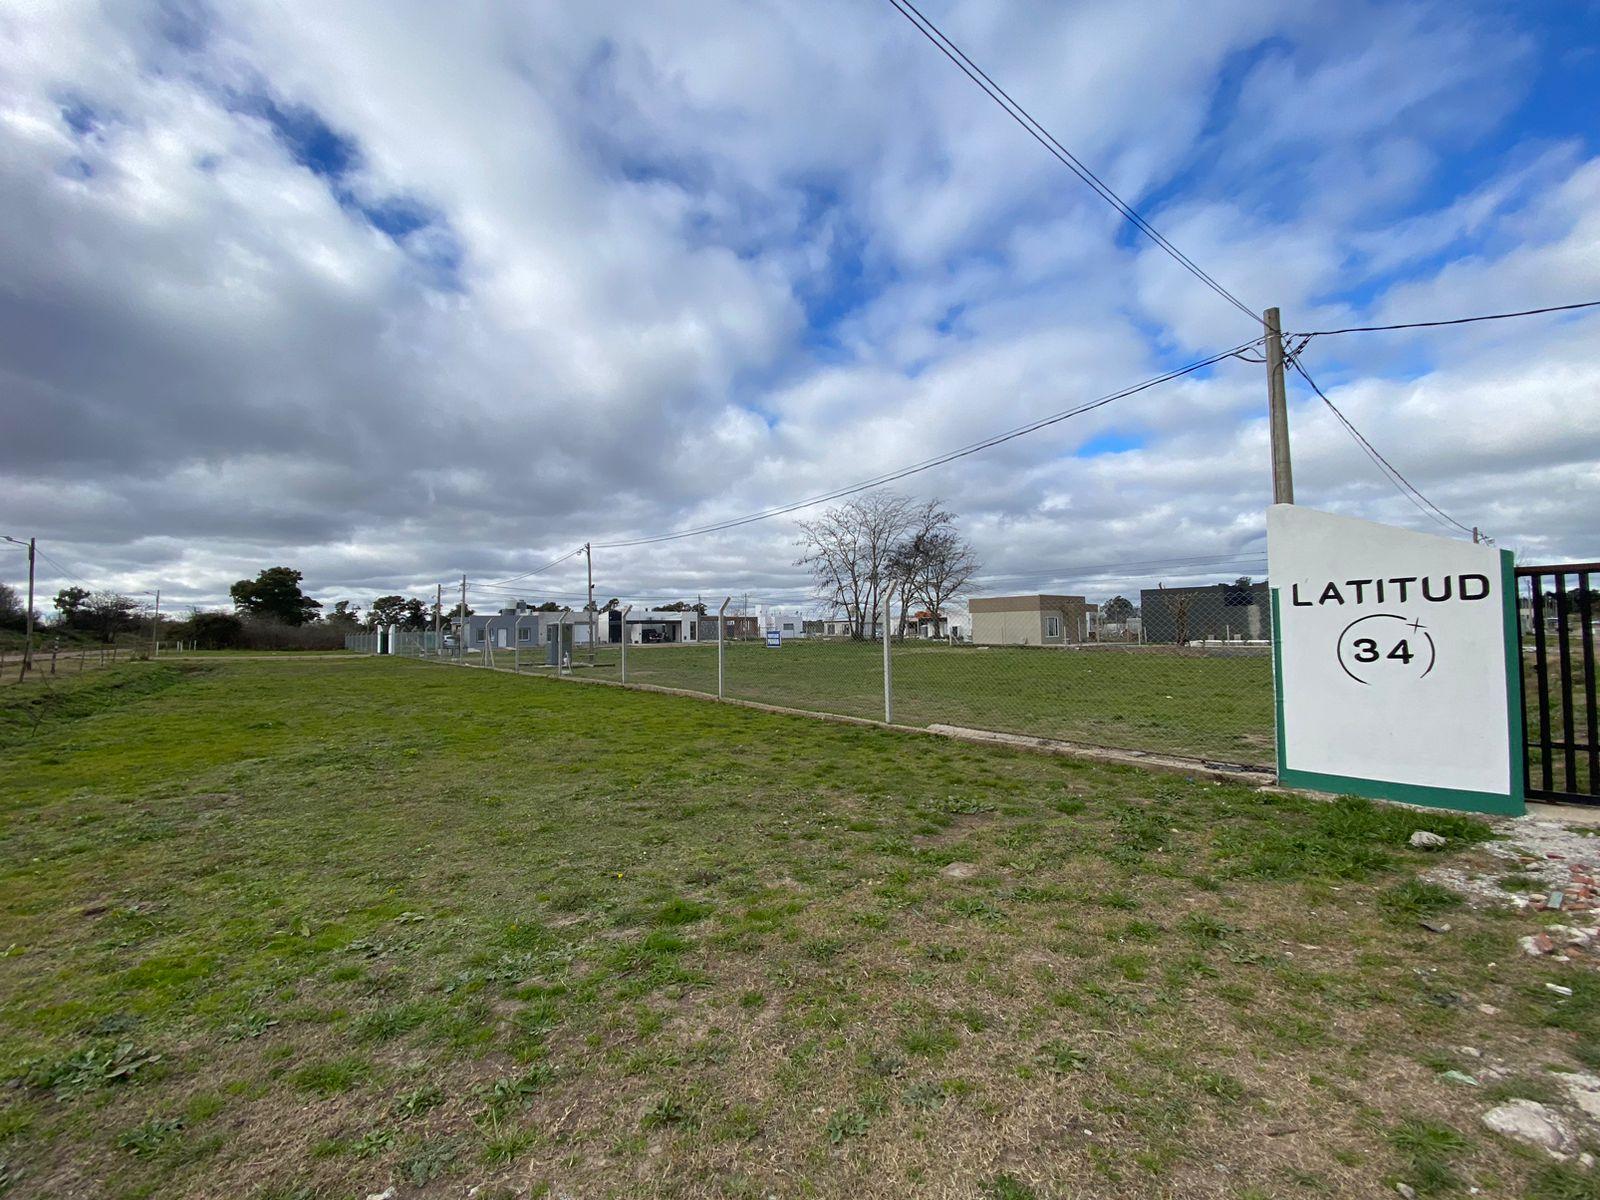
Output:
[459, 575, 467, 661]
[149, 589, 161, 659]
[1264, 306, 1294, 505]
[1472, 527, 1481, 545]
[435, 583, 443, 656]
[5, 536, 36, 681]
[585, 542, 596, 665]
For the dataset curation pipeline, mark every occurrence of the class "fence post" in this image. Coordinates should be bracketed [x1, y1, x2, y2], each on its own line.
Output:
[620, 604, 632, 683]
[718, 597, 730, 699]
[558, 608, 572, 674]
[882, 590, 894, 724]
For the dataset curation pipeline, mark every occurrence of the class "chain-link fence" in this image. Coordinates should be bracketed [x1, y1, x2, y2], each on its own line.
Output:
[353, 574, 1276, 770]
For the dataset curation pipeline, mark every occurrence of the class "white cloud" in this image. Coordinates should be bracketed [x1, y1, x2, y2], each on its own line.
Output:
[0, 0, 1595, 617]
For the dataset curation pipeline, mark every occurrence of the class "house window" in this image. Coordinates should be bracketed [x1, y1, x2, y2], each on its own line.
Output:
[1045, 616, 1061, 638]
[474, 627, 484, 642]
[783, 623, 794, 632]
[518, 627, 531, 642]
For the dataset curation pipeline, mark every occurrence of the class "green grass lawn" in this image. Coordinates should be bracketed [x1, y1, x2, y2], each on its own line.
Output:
[536, 639, 1276, 766]
[1, 657, 1596, 1199]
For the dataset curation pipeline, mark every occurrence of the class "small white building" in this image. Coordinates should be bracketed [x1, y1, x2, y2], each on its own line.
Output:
[760, 606, 806, 639]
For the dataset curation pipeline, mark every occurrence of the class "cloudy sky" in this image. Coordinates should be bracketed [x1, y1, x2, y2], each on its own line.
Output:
[2, 0, 1597, 617]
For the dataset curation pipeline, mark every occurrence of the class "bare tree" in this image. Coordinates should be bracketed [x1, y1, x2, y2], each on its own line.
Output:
[886, 499, 957, 639]
[913, 528, 980, 640]
[796, 491, 912, 638]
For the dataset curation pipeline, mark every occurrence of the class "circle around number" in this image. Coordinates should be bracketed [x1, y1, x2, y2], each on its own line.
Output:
[1335, 612, 1437, 685]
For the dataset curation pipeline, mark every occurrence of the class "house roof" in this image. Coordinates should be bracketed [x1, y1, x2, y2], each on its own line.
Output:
[968, 594, 1087, 613]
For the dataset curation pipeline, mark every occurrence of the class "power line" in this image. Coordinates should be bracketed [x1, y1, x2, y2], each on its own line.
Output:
[883, 0, 1260, 328]
[1291, 359, 1474, 538]
[1295, 299, 1600, 338]
[485, 546, 585, 587]
[32, 546, 99, 591]
[593, 338, 1262, 549]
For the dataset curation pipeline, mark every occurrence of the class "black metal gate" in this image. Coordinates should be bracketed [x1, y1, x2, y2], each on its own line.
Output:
[1517, 562, 1598, 803]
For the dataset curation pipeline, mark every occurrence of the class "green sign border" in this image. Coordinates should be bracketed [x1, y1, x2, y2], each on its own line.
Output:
[1270, 547, 1524, 816]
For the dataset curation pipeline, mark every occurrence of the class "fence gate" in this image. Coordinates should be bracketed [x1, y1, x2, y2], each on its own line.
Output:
[1517, 562, 1598, 803]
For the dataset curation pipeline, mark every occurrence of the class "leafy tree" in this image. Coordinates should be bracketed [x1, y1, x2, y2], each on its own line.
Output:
[399, 598, 430, 630]
[188, 611, 246, 649]
[1102, 595, 1136, 622]
[367, 595, 408, 629]
[82, 592, 142, 643]
[0, 583, 25, 632]
[230, 567, 322, 626]
[1222, 576, 1256, 607]
[53, 586, 91, 627]
[325, 600, 361, 630]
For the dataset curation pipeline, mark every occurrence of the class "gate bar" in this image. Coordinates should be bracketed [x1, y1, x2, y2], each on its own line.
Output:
[1555, 575, 1577, 790]
[1582, 571, 1598, 794]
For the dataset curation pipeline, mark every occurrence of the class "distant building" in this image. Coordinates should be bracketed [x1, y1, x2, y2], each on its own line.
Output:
[1138, 580, 1271, 644]
[968, 594, 1090, 646]
[701, 614, 761, 640]
[760, 607, 806, 639]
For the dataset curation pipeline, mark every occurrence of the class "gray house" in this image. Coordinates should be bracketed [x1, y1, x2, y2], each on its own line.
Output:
[1138, 580, 1271, 644]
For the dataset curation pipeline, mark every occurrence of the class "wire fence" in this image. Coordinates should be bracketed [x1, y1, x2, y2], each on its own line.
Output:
[353, 574, 1276, 769]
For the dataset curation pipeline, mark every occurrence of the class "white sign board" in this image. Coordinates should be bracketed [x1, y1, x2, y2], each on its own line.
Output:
[1268, 504, 1522, 814]
[765, 630, 782, 648]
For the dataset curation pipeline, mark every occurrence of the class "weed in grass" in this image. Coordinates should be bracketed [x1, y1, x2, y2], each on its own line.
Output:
[1378, 879, 1462, 923]
[824, 1108, 869, 1143]
[1388, 1118, 1470, 1196]
[116, 1115, 183, 1156]
[480, 1064, 555, 1117]
[641, 1094, 694, 1130]
[289, 1057, 367, 1097]
[715, 1104, 761, 1142]
[902, 1081, 949, 1110]
[392, 1084, 444, 1119]
[18, 1041, 160, 1098]
[1527, 1163, 1600, 1200]
[738, 990, 766, 1009]
[900, 1025, 959, 1059]
[1498, 873, 1542, 893]
[219, 1012, 278, 1042]
[986, 1174, 1039, 1199]
[184, 1093, 225, 1122]
[355, 1001, 434, 1042]
[352, 1127, 397, 1158]
[1036, 1041, 1089, 1074]
[924, 944, 965, 963]
[655, 898, 713, 926]
[482, 1125, 538, 1164]
[399, 1139, 459, 1186]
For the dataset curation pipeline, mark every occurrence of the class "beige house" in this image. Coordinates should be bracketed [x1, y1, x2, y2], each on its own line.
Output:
[968, 594, 1089, 646]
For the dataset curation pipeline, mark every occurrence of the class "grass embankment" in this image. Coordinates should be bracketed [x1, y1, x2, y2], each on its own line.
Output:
[0, 657, 1594, 1199]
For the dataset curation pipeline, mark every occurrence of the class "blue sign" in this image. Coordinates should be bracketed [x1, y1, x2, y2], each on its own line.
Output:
[765, 630, 782, 648]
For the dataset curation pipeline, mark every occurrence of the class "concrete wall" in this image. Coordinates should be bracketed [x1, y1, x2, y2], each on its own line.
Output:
[969, 596, 1088, 646]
